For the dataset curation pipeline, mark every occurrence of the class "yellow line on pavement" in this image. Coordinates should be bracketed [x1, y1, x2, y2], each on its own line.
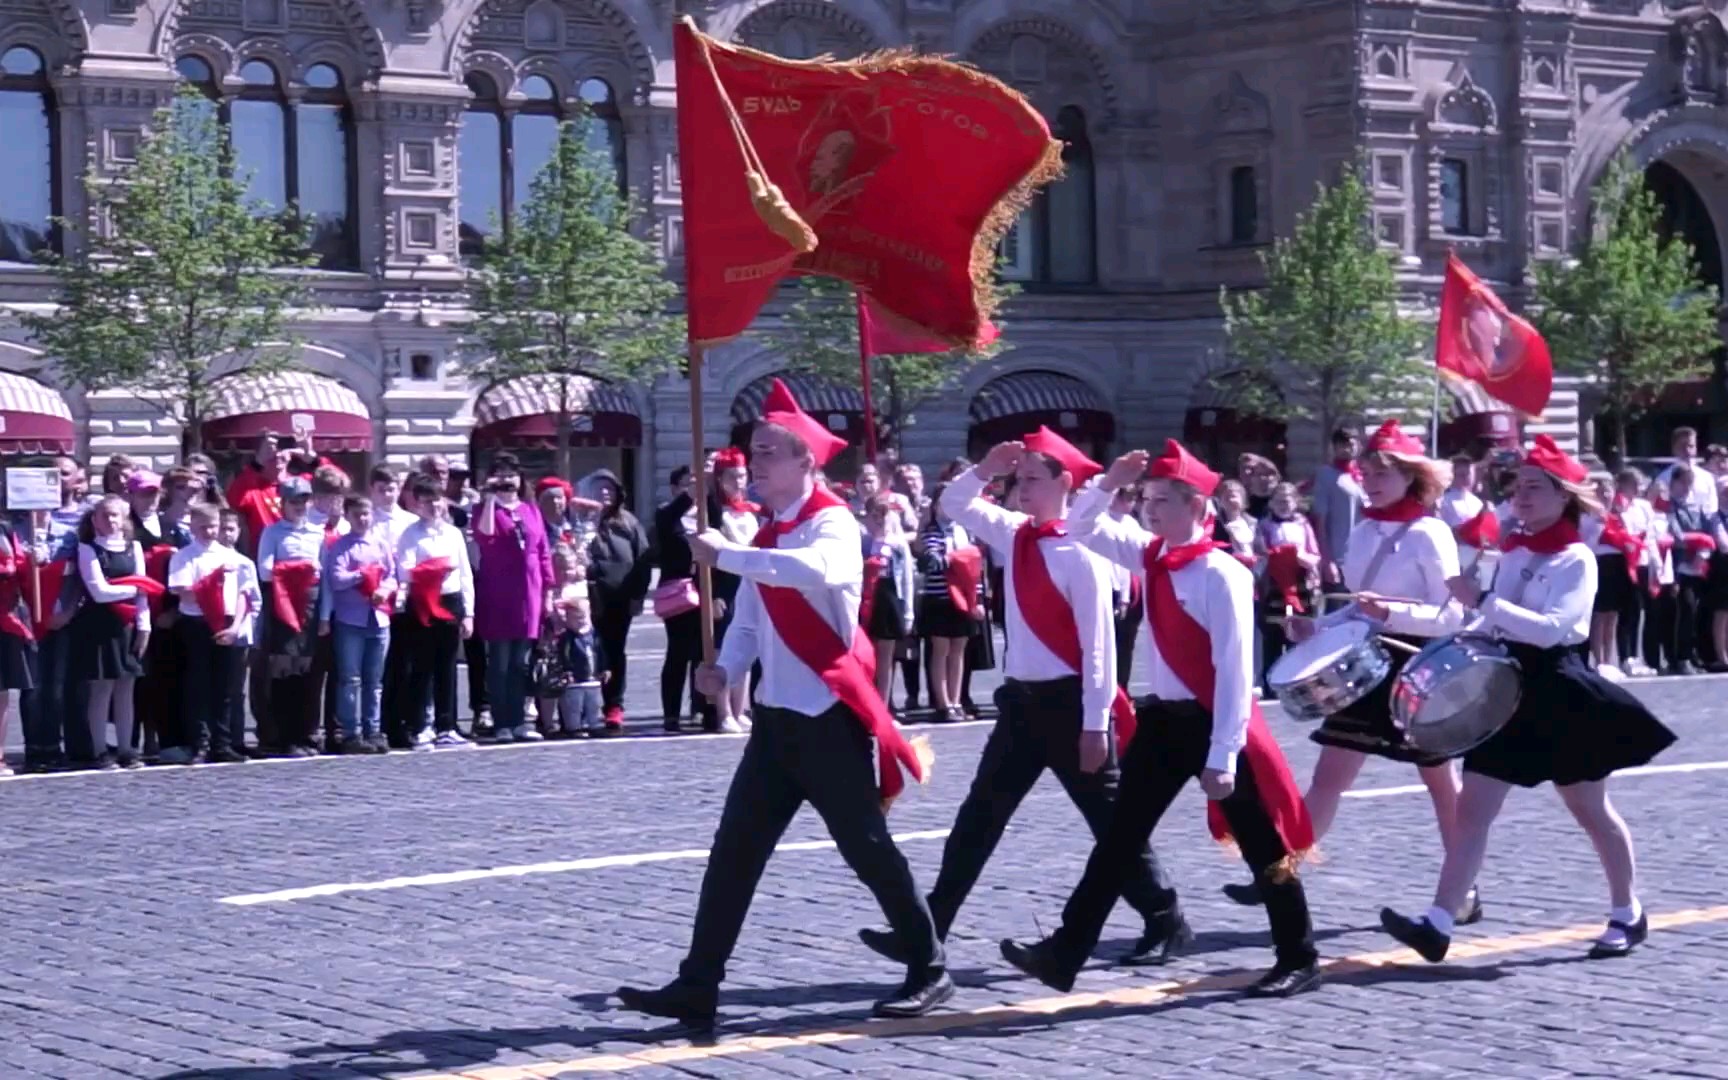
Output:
[405, 905, 1728, 1079]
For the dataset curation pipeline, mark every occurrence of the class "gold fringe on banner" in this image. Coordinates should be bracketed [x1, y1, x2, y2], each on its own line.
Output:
[1215, 837, 1322, 883]
[688, 22, 1067, 346]
[880, 734, 936, 815]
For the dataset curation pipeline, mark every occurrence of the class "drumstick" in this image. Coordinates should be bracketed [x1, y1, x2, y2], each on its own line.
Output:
[1376, 635, 1423, 655]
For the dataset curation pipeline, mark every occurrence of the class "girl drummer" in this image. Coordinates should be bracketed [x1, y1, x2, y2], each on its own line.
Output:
[1224, 419, 1471, 915]
[1375, 436, 1674, 961]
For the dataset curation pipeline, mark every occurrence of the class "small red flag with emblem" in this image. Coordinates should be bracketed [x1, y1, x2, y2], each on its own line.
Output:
[1435, 252, 1553, 420]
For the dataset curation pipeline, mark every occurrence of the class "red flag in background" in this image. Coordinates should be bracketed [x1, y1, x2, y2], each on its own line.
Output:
[858, 291, 998, 357]
[1435, 252, 1553, 420]
[673, 17, 1060, 346]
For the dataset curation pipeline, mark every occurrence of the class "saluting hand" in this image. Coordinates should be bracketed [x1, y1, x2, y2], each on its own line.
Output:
[1102, 450, 1150, 493]
[978, 441, 1025, 480]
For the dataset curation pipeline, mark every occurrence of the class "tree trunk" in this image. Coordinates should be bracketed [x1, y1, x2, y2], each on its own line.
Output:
[557, 407, 572, 482]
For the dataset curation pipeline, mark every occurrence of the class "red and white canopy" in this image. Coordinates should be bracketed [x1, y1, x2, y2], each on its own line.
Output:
[202, 370, 373, 452]
[0, 371, 75, 455]
[472, 374, 642, 449]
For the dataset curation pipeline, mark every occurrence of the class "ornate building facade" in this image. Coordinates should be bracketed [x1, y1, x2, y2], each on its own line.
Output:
[1, 0, 1724, 509]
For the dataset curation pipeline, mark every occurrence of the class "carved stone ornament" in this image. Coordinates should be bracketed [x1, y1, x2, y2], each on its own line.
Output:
[1433, 71, 1497, 132]
[1209, 72, 1271, 141]
[1671, 13, 1728, 105]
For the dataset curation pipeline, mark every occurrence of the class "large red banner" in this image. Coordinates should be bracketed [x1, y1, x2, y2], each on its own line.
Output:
[1435, 251, 1553, 420]
[673, 17, 1059, 347]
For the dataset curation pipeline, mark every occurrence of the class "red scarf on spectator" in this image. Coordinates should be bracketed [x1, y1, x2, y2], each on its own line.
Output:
[408, 558, 456, 626]
[1598, 516, 1642, 580]
[753, 487, 925, 804]
[1362, 495, 1427, 523]
[1265, 544, 1306, 613]
[193, 565, 231, 629]
[270, 560, 319, 633]
[143, 544, 177, 616]
[1333, 456, 1364, 483]
[107, 574, 165, 626]
[1453, 506, 1500, 551]
[1010, 519, 1138, 745]
[1142, 536, 1315, 860]
[1503, 518, 1581, 554]
[860, 553, 885, 630]
[0, 554, 32, 641]
[358, 563, 391, 611]
[945, 545, 984, 614]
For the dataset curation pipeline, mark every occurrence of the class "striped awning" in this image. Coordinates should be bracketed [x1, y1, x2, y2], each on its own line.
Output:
[472, 374, 642, 449]
[969, 370, 1106, 424]
[0, 371, 75, 454]
[731, 372, 864, 426]
[201, 370, 373, 452]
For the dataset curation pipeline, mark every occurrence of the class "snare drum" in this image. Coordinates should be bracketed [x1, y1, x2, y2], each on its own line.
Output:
[1390, 634, 1522, 758]
[1267, 621, 1392, 723]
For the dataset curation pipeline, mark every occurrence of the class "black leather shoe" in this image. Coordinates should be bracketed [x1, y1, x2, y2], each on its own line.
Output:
[1222, 880, 1264, 907]
[999, 938, 1077, 994]
[858, 926, 909, 965]
[871, 971, 954, 1018]
[1586, 913, 1649, 959]
[615, 981, 717, 1030]
[1247, 961, 1321, 998]
[1119, 912, 1195, 966]
[1379, 908, 1450, 963]
[1456, 885, 1484, 927]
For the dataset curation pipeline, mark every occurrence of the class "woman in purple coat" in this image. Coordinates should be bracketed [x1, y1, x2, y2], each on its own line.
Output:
[472, 452, 554, 742]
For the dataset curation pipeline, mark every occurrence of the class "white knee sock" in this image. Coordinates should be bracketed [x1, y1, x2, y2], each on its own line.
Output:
[1424, 906, 1456, 936]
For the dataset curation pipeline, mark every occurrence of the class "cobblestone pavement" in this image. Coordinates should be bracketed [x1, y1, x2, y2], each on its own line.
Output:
[4, 647, 1728, 1078]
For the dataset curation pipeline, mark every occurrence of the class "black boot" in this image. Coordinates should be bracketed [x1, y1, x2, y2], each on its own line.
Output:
[999, 938, 1077, 994]
[871, 970, 954, 1018]
[1379, 908, 1450, 963]
[1118, 909, 1195, 967]
[614, 980, 717, 1030]
[1247, 960, 1321, 998]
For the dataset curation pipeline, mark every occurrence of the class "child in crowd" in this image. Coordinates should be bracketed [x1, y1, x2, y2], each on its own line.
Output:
[322, 495, 397, 754]
[533, 543, 587, 737]
[256, 476, 328, 757]
[1255, 481, 1320, 687]
[557, 597, 611, 738]
[67, 495, 152, 769]
[167, 501, 254, 764]
[218, 509, 262, 755]
[395, 475, 475, 749]
[861, 494, 915, 705]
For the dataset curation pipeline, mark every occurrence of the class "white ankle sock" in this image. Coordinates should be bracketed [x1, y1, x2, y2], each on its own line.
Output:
[1610, 899, 1642, 926]
[1424, 906, 1456, 936]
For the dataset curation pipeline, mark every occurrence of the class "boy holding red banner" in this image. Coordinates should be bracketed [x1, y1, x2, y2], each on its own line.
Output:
[616, 379, 949, 1030]
[256, 476, 329, 757]
[395, 475, 475, 749]
[1001, 440, 1320, 998]
[860, 429, 1187, 968]
[168, 502, 255, 764]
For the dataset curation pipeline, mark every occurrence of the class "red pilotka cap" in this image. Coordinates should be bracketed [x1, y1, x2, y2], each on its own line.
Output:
[1364, 418, 1426, 457]
[1523, 434, 1588, 486]
[1146, 438, 1221, 497]
[1023, 426, 1103, 486]
[761, 378, 847, 468]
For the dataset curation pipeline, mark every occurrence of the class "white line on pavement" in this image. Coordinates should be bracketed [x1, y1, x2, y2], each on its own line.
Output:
[217, 828, 956, 906]
[218, 759, 1728, 906]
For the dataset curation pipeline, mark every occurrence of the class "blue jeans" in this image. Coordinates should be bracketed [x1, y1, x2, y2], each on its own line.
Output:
[486, 639, 533, 731]
[333, 622, 390, 740]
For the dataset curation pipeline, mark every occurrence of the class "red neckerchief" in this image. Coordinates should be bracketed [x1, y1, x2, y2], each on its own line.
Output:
[1334, 456, 1364, 483]
[409, 558, 457, 626]
[1503, 518, 1581, 554]
[1597, 515, 1642, 581]
[271, 559, 319, 633]
[193, 564, 231, 629]
[1453, 506, 1500, 550]
[1362, 495, 1427, 522]
[753, 488, 924, 803]
[724, 496, 761, 514]
[945, 545, 984, 614]
[1141, 537, 1314, 857]
[1265, 544, 1306, 613]
[860, 552, 885, 630]
[1010, 519, 1138, 741]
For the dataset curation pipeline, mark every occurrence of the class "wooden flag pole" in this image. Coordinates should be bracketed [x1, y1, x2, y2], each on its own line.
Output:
[690, 343, 717, 664]
[855, 291, 880, 466]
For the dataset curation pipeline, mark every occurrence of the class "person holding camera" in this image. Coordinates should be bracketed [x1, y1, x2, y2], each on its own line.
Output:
[473, 453, 555, 743]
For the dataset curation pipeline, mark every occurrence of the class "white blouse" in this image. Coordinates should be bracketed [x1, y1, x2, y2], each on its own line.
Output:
[1383, 541, 1594, 648]
[1318, 516, 1458, 629]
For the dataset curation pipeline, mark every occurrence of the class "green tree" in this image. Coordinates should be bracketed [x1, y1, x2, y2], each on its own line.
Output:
[776, 273, 1015, 454]
[1219, 165, 1429, 447]
[22, 86, 315, 457]
[463, 114, 681, 477]
[1530, 154, 1721, 462]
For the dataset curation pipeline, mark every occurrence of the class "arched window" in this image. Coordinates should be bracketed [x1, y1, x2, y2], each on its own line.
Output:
[0, 45, 56, 263]
[1000, 104, 1096, 286]
[459, 71, 627, 256]
[174, 56, 357, 269]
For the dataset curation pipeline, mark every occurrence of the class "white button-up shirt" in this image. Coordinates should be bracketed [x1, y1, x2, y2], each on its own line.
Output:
[942, 471, 1116, 732]
[1438, 488, 1485, 530]
[714, 489, 863, 716]
[1383, 540, 1594, 647]
[166, 540, 259, 640]
[396, 517, 477, 612]
[1318, 515, 1458, 629]
[1070, 488, 1254, 773]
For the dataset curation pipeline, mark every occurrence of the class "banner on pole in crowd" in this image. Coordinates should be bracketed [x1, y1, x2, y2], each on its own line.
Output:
[1434, 251, 1553, 421]
[673, 16, 1060, 348]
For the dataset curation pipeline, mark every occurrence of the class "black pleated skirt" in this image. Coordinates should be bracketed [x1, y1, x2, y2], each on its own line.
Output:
[1594, 554, 1632, 612]
[1309, 632, 1448, 767]
[1463, 644, 1675, 788]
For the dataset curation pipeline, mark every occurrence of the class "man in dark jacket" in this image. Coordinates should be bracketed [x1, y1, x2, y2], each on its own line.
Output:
[585, 469, 651, 725]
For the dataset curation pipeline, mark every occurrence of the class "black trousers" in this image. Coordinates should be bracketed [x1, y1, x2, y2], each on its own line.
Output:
[1114, 597, 1142, 690]
[1645, 583, 1678, 671]
[464, 635, 488, 719]
[593, 589, 635, 712]
[662, 608, 712, 725]
[899, 638, 925, 707]
[381, 612, 416, 746]
[139, 617, 187, 750]
[1677, 575, 1708, 666]
[926, 678, 1176, 938]
[403, 594, 465, 735]
[1052, 698, 1316, 971]
[179, 618, 240, 753]
[1617, 568, 1647, 667]
[678, 704, 944, 989]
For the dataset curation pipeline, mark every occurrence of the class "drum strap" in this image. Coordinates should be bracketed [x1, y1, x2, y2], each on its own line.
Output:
[1357, 520, 1417, 596]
